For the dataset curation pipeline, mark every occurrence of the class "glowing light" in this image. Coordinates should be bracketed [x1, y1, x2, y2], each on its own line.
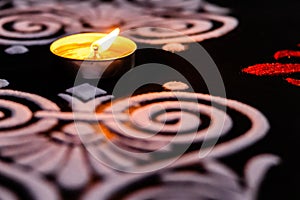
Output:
[89, 28, 120, 59]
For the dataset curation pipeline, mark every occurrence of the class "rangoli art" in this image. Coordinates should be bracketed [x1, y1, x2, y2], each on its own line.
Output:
[0, 79, 278, 199]
[243, 44, 300, 86]
[0, 0, 238, 52]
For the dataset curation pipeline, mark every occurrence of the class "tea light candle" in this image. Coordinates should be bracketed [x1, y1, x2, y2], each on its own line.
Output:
[50, 28, 136, 61]
[50, 28, 137, 79]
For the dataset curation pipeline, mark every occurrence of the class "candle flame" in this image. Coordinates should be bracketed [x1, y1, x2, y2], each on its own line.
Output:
[89, 28, 120, 59]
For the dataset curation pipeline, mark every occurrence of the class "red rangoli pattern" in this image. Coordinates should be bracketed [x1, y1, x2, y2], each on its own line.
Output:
[243, 46, 300, 86]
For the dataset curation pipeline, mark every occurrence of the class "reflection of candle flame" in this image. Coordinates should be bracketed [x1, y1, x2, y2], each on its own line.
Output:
[89, 28, 120, 59]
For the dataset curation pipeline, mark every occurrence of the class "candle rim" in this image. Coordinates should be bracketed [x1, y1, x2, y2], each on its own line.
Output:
[50, 32, 137, 61]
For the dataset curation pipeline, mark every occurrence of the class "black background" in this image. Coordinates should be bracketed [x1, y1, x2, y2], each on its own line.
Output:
[0, 0, 299, 199]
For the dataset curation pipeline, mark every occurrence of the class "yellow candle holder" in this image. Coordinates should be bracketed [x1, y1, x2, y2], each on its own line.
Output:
[50, 32, 137, 79]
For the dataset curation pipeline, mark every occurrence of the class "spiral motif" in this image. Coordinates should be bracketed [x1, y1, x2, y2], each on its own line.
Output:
[0, 6, 84, 45]
[83, 159, 245, 200]
[0, 90, 59, 137]
[0, 99, 32, 128]
[98, 91, 268, 158]
[123, 12, 238, 45]
[0, 89, 114, 189]
[102, 98, 231, 151]
[0, 1, 238, 48]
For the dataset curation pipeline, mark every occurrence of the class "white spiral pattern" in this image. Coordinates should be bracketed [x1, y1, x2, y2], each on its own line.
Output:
[0, 7, 84, 45]
[99, 91, 268, 157]
[103, 101, 231, 151]
[0, 99, 32, 128]
[0, 90, 59, 138]
[123, 13, 238, 45]
[0, 85, 271, 192]
[0, 89, 115, 189]
[0, 1, 238, 48]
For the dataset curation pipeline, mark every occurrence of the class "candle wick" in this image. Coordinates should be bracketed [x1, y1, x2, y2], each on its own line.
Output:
[88, 28, 120, 60]
[93, 45, 98, 51]
[90, 44, 101, 59]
